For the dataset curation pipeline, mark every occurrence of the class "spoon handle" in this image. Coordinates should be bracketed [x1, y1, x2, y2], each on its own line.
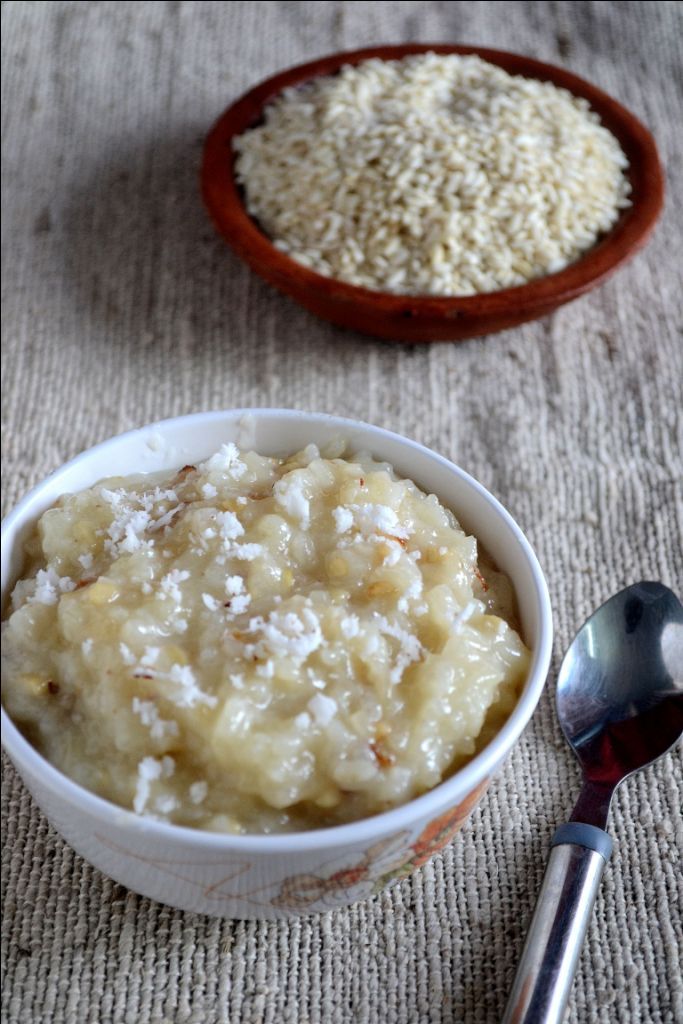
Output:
[502, 823, 613, 1024]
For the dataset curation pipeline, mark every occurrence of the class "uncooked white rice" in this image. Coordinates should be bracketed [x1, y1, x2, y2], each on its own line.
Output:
[234, 53, 631, 296]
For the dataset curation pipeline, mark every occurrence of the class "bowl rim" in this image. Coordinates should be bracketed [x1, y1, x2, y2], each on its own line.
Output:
[1, 408, 553, 852]
[201, 42, 664, 322]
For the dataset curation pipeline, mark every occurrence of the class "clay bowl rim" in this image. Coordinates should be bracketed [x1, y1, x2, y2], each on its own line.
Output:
[201, 43, 664, 334]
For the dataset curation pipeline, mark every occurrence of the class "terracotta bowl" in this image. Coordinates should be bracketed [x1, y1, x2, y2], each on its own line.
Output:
[201, 44, 664, 343]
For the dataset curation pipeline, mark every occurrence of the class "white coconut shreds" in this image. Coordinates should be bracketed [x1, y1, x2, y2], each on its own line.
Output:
[233, 52, 631, 296]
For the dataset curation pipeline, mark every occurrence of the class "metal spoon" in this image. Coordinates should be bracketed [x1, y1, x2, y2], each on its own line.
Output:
[503, 581, 683, 1024]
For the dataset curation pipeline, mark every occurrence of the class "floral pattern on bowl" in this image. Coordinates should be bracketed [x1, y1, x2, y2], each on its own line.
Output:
[272, 780, 489, 911]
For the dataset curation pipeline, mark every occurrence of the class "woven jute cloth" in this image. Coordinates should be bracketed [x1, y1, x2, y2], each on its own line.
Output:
[2, 2, 681, 1021]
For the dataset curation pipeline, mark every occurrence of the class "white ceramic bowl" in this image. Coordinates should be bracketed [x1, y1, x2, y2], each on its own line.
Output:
[1, 409, 552, 918]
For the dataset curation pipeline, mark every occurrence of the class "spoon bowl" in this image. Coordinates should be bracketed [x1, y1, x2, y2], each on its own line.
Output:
[558, 581, 683, 821]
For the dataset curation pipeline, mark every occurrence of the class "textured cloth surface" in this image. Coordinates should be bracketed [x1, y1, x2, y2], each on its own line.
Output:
[1, 2, 682, 1022]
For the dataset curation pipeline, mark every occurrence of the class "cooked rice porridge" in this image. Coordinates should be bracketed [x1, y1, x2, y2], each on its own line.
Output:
[1, 441, 530, 833]
[234, 52, 630, 296]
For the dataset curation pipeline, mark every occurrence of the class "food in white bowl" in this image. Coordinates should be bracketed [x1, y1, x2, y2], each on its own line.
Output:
[0, 410, 552, 917]
[234, 52, 630, 296]
[2, 439, 529, 833]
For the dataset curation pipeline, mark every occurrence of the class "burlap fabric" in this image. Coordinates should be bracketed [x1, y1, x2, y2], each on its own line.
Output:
[2, 2, 681, 1021]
